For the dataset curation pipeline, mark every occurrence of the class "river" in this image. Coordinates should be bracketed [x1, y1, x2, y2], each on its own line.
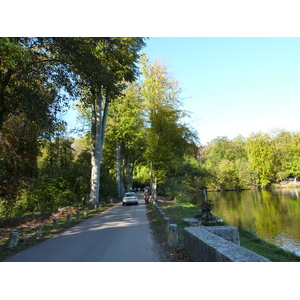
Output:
[189, 188, 300, 256]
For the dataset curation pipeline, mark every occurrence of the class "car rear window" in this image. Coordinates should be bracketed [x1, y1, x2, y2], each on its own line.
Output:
[125, 193, 136, 197]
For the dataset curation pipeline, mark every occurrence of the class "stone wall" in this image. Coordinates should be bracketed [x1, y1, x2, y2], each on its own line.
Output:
[184, 226, 271, 262]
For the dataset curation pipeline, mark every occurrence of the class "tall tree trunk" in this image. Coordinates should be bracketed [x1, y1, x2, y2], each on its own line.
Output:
[116, 138, 122, 199]
[153, 177, 157, 200]
[89, 91, 110, 207]
[125, 155, 132, 192]
[89, 92, 102, 208]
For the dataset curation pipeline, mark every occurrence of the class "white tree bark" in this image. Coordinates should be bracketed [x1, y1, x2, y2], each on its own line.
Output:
[89, 92, 102, 207]
[89, 91, 110, 207]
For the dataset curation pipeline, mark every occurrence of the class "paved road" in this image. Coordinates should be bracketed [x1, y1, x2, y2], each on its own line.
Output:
[4, 193, 162, 262]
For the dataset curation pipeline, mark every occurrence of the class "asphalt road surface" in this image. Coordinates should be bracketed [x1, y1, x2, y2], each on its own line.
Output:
[4, 193, 162, 262]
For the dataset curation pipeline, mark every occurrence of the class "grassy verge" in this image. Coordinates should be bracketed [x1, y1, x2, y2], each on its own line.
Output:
[146, 201, 193, 261]
[238, 227, 300, 262]
[0, 203, 116, 262]
[154, 199, 300, 262]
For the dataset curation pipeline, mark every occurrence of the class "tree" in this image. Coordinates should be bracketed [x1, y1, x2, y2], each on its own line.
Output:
[1, 37, 146, 213]
[216, 159, 238, 190]
[245, 132, 277, 188]
[0, 113, 41, 216]
[58, 38, 146, 206]
[140, 54, 198, 196]
[0, 37, 77, 131]
[0, 37, 76, 214]
[103, 82, 146, 197]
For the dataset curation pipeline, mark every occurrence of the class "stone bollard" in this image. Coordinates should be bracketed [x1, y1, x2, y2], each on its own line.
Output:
[36, 224, 42, 237]
[159, 210, 164, 219]
[94, 204, 98, 212]
[168, 224, 178, 247]
[77, 210, 81, 220]
[161, 212, 165, 224]
[53, 218, 59, 229]
[67, 214, 72, 224]
[164, 217, 169, 233]
[7, 231, 19, 248]
[84, 208, 88, 217]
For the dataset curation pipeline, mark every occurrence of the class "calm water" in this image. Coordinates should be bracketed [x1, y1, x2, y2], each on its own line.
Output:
[190, 189, 300, 256]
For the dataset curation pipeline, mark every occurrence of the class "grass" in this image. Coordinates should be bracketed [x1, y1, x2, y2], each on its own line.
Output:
[0, 203, 116, 262]
[154, 198, 300, 262]
[238, 226, 300, 262]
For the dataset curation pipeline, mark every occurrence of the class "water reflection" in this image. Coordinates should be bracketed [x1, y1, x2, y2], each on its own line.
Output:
[190, 189, 300, 256]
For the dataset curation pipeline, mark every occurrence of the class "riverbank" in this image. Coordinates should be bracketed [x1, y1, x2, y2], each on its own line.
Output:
[274, 179, 300, 189]
[151, 196, 300, 262]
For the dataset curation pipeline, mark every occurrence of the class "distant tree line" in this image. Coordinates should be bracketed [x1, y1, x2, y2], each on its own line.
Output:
[200, 130, 300, 191]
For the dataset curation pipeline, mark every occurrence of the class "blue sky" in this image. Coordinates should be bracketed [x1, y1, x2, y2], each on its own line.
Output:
[144, 37, 300, 145]
[63, 37, 300, 145]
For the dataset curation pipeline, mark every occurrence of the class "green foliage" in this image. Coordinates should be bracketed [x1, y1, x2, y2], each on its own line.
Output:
[6, 38, 300, 221]
[200, 129, 300, 191]
[0, 113, 41, 216]
[202, 136, 251, 190]
[217, 159, 238, 190]
[245, 132, 277, 188]
[0, 37, 146, 216]
[140, 55, 199, 188]
[134, 165, 151, 187]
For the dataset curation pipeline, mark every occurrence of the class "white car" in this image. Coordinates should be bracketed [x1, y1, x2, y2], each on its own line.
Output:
[122, 192, 139, 206]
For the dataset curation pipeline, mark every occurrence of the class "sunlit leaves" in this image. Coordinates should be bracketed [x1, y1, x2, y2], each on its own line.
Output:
[245, 132, 277, 187]
[140, 54, 198, 184]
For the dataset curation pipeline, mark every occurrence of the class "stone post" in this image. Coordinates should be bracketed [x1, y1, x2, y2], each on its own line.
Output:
[7, 231, 19, 248]
[168, 224, 178, 247]
[67, 214, 72, 224]
[53, 218, 59, 229]
[36, 224, 42, 237]
[94, 204, 98, 212]
[84, 208, 88, 217]
[77, 210, 81, 220]
[164, 217, 169, 233]
[161, 212, 165, 224]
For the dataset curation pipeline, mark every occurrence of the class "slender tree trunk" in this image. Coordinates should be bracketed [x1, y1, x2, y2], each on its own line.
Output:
[116, 139, 122, 199]
[121, 156, 124, 196]
[153, 177, 157, 200]
[89, 92, 102, 208]
[125, 155, 132, 192]
[99, 95, 109, 161]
